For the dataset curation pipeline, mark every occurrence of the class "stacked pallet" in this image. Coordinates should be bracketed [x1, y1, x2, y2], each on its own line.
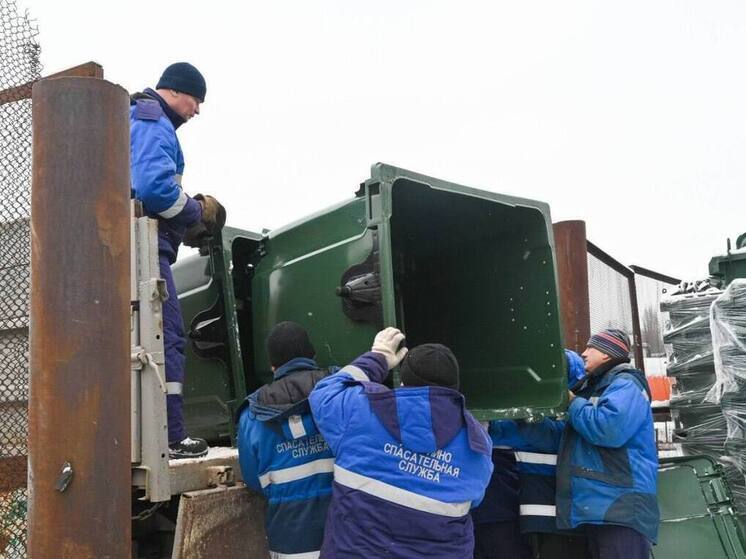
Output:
[710, 279, 746, 510]
[663, 284, 724, 460]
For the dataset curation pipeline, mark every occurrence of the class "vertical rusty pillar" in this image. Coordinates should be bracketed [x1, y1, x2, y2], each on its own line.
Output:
[28, 78, 130, 558]
[553, 220, 591, 353]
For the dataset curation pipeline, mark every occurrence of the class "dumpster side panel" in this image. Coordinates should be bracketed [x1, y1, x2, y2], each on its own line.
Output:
[654, 456, 746, 559]
[251, 197, 379, 381]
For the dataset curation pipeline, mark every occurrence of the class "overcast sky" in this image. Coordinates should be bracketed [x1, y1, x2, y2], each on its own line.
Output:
[18, 0, 746, 279]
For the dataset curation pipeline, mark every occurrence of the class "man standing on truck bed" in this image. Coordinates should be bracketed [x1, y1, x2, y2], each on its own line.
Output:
[489, 329, 659, 559]
[237, 322, 336, 559]
[309, 328, 494, 558]
[130, 63, 225, 459]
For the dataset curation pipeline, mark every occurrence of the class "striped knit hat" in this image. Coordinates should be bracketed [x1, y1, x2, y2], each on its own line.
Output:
[587, 329, 631, 360]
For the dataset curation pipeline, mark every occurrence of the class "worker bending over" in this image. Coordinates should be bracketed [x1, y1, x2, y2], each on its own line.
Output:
[310, 328, 494, 558]
[130, 62, 226, 459]
[237, 322, 335, 558]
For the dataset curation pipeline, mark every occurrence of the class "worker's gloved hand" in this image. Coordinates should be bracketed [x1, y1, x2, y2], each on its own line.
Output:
[182, 221, 208, 248]
[194, 194, 227, 235]
[371, 327, 408, 370]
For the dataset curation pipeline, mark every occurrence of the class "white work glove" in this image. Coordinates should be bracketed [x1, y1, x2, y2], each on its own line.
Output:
[371, 327, 408, 370]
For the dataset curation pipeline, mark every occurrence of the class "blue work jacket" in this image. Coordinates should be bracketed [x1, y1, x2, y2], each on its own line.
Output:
[129, 91, 201, 262]
[490, 363, 659, 543]
[237, 357, 336, 558]
[309, 352, 493, 558]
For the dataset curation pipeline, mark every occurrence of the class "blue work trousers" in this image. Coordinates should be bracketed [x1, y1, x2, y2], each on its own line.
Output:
[159, 254, 187, 444]
[585, 525, 650, 559]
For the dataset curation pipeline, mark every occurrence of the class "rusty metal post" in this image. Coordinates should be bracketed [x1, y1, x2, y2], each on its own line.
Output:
[0, 61, 103, 105]
[553, 220, 591, 353]
[28, 77, 130, 558]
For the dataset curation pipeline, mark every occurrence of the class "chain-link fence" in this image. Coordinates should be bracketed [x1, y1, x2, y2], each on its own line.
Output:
[0, 1, 41, 555]
[632, 266, 680, 375]
[586, 242, 643, 368]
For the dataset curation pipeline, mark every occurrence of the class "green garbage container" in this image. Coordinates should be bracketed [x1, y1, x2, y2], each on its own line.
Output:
[655, 456, 746, 559]
[174, 164, 567, 442]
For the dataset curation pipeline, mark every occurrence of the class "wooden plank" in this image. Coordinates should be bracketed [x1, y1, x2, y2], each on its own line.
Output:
[0, 61, 103, 105]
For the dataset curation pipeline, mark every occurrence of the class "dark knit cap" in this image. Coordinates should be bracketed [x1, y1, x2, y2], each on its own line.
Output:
[157, 62, 207, 102]
[587, 329, 631, 360]
[400, 343, 460, 391]
[266, 321, 315, 368]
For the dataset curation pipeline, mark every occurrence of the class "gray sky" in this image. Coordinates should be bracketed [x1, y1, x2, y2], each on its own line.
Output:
[19, 0, 746, 279]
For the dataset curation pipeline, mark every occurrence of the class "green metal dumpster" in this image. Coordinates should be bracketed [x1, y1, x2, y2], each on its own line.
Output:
[655, 455, 746, 559]
[710, 237, 746, 288]
[173, 164, 567, 442]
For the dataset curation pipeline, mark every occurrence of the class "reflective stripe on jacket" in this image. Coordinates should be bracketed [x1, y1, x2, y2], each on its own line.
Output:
[490, 364, 659, 543]
[238, 358, 336, 557]
[129, 96, 201, 261]
[309, 352, 494, 558]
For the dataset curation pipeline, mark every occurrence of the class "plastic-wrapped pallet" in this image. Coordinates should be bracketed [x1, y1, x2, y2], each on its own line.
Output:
[708, 279, 746, 508]
[661, 283, 724, 458]
[709, 279, 746, 401]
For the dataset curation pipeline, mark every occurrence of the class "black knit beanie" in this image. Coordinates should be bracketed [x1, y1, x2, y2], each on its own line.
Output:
[266, 321, 315, 368]
[400, 343, 460, 391]
[157, 62, 207, 102]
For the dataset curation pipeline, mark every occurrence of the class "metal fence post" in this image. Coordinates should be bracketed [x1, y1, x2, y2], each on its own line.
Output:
[627, 275, 646, 371]
[28, 77, 130, 558]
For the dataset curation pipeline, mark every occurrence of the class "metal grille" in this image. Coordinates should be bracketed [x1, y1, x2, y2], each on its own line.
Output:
[633, 268, 681, 376]
[586, 252, 639, 365]
[587, 252, 634, 334]
[635, 275, 670, 358]
[0, 1, 41, 556]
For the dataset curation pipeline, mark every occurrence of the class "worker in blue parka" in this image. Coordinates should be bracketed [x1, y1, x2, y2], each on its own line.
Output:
[471, 350, 589, 559]
[237, 321, 336, 558]
[309, 328, 494, 558]
[489, 329, 659, 559]
[130, 62, 225, 459]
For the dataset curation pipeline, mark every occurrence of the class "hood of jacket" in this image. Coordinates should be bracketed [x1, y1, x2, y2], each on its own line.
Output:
[360, 382, 491, 456]
[576, 362, 652, 401]
[130, 88, 186, 129]
[242, 357, 332, 440]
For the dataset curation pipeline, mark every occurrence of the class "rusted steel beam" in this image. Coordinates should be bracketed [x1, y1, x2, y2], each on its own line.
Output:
[553, 221, 591, 353]
[0, 61, 103, 105]
[28, 77, 130, 558]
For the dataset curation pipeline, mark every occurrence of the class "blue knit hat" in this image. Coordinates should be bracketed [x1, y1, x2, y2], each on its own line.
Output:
[157, 62, 206, 102]
[564, 349, 585, 389]
[587, 329, 631, 360]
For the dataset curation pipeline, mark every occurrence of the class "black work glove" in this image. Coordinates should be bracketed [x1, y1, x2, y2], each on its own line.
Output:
[182, 194, 227, 248]
[183, 221, 209, 248]
[194, 194, 226, 235]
